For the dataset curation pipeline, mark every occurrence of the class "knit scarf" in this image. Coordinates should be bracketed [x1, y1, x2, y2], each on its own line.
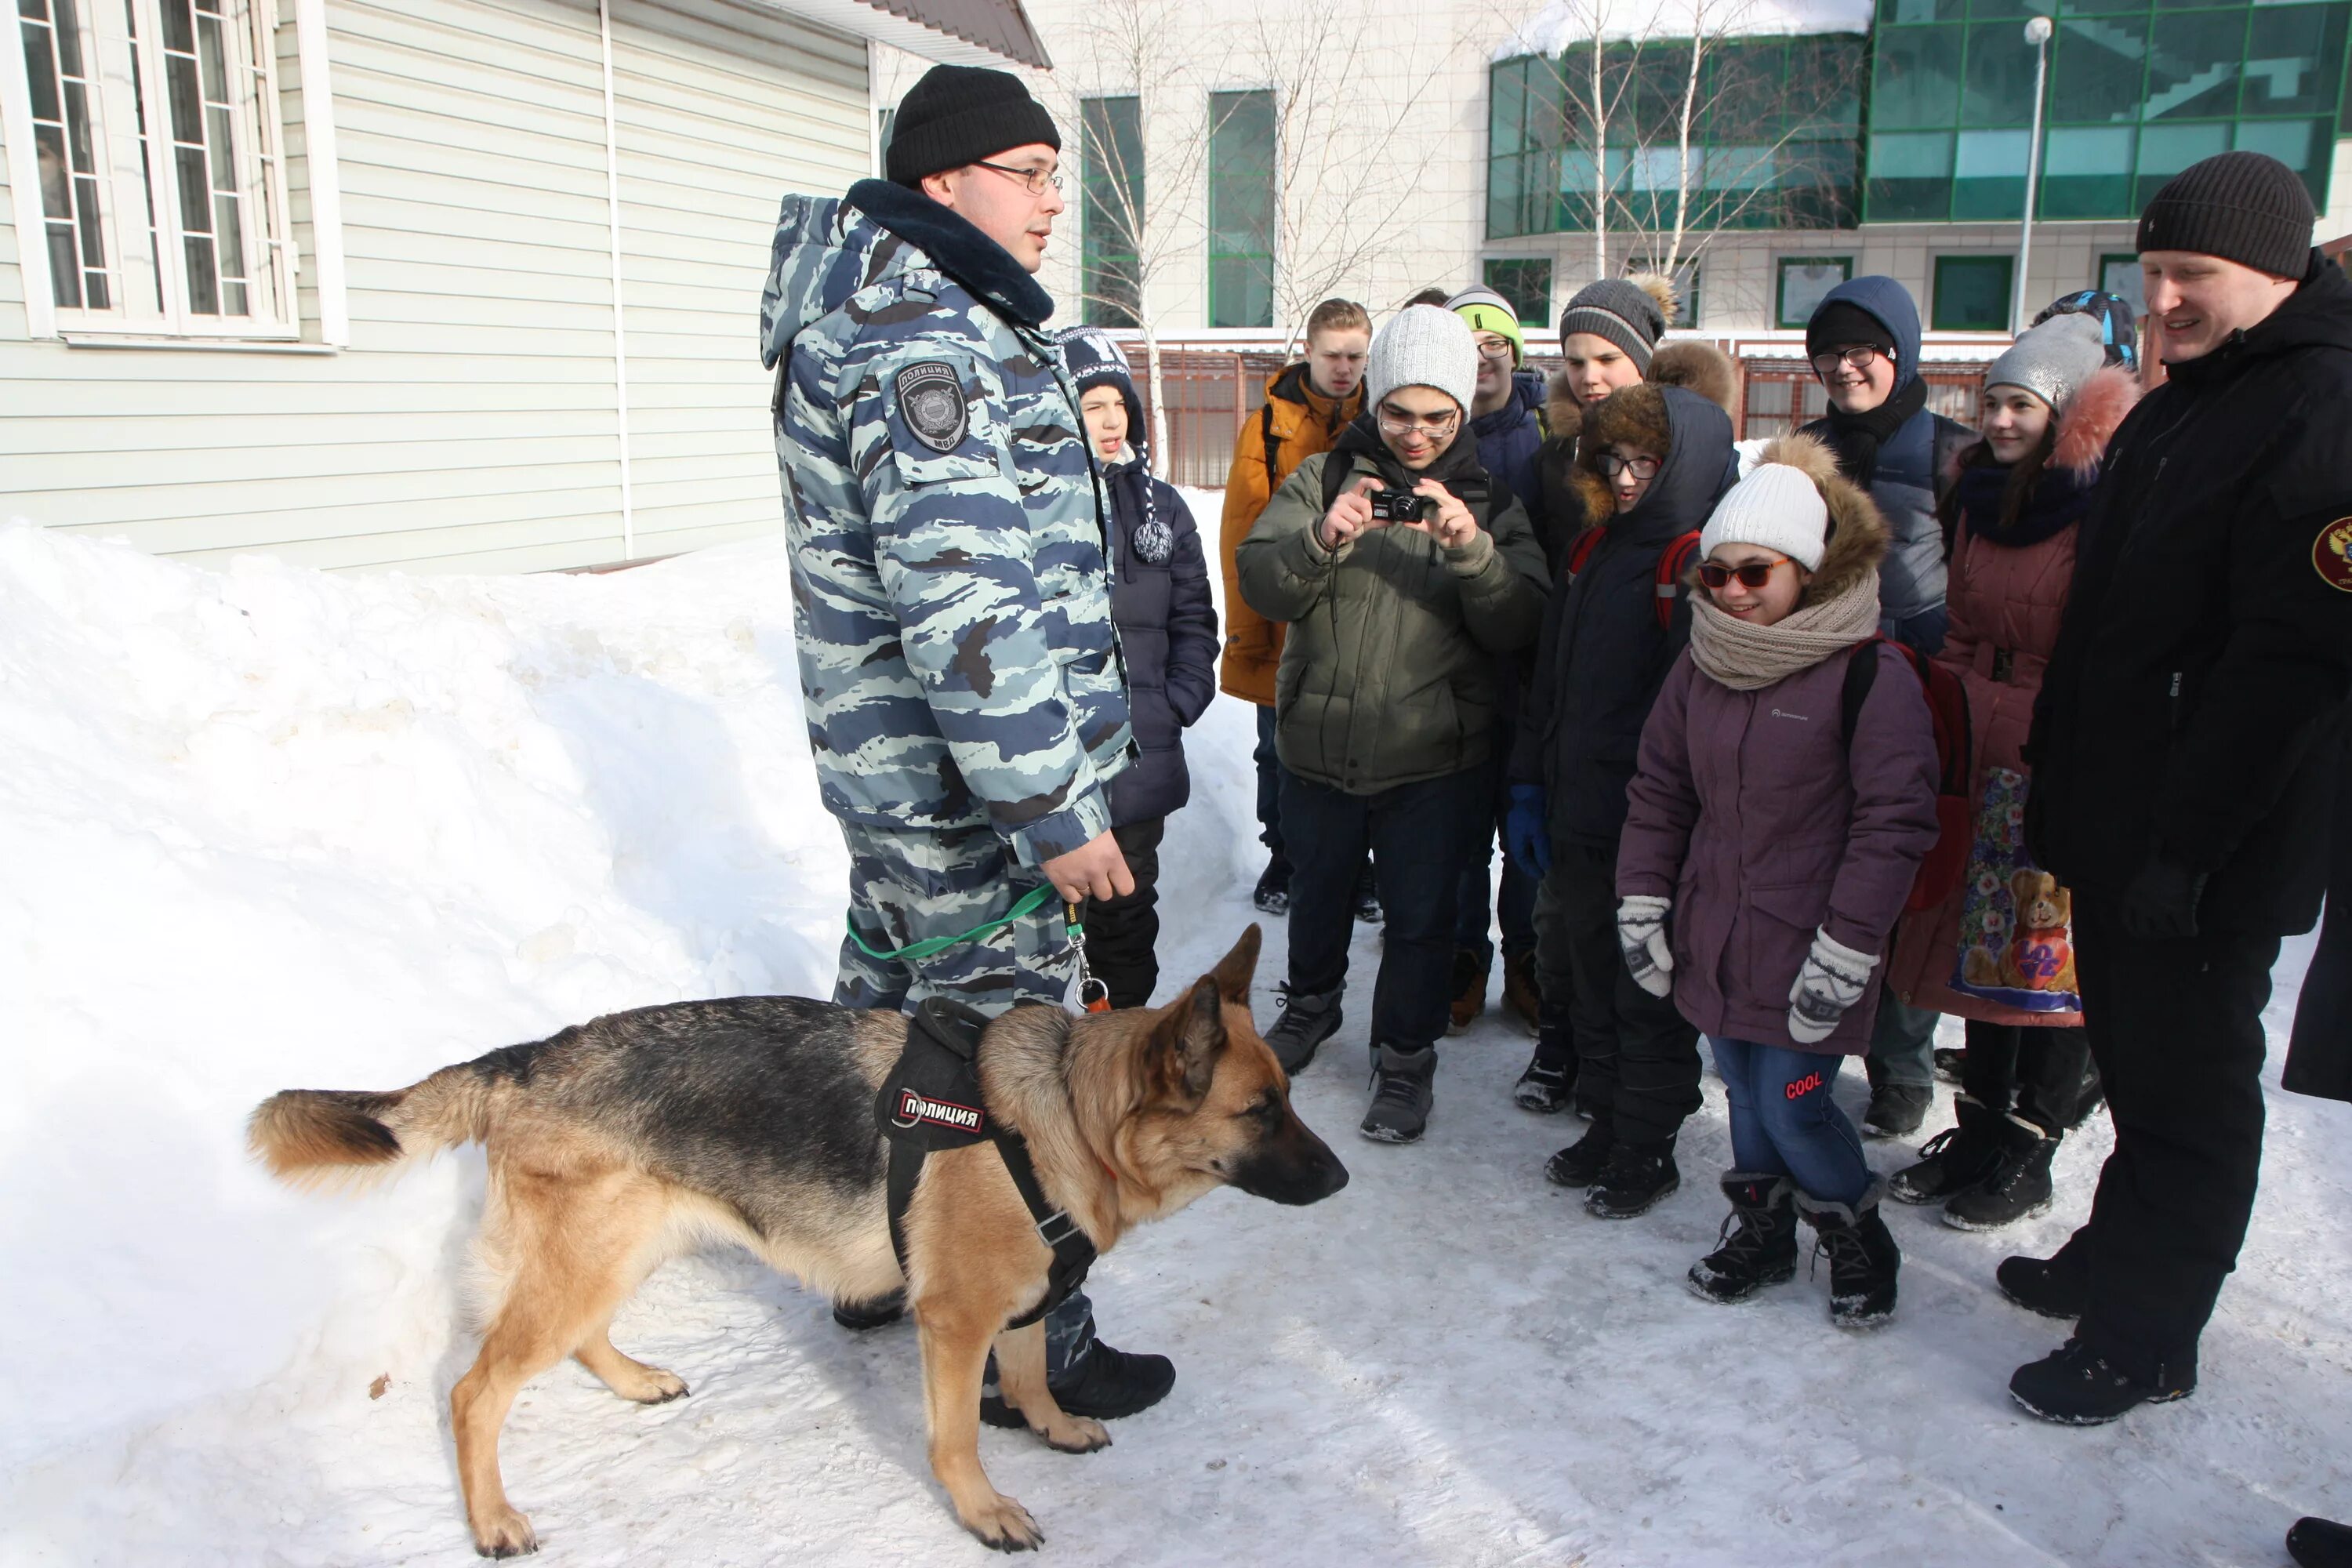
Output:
[1954, 458, 2095, 549]
[1688, 569, 1882, 691]
[1817, 376, 1926, 487]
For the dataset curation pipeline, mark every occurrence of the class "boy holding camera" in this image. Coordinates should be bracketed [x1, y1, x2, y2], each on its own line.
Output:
[1237, 306, 1549, 1143]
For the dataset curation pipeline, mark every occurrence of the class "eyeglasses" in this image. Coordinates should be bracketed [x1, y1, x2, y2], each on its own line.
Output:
[1809, 345, 1883, 376]
[972, 159, 1065, 197]
[1377, 406, 1460, 437]
[1596, 452, 1661, 480]
[1474, 339, 1516, 362]
[1697, 553, 1792, 590]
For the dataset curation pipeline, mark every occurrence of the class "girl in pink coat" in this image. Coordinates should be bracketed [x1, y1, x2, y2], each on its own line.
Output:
[1617, 436, 1942, 1327]
[1882, 310, 2140, 1229]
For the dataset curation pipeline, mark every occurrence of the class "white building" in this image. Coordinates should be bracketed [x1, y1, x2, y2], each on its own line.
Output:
[1, 0, 1044, 572]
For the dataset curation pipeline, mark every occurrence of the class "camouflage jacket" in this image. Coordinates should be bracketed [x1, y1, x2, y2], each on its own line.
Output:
[760, 179, 1131, 866]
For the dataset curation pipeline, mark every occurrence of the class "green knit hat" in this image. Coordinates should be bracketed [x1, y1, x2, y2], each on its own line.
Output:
[1446, 286, 1525, 365]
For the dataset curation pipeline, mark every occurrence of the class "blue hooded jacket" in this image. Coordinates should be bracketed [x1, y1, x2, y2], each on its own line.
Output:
[1471, 368, 1549, 521]
[1799, 276, 1974, 655]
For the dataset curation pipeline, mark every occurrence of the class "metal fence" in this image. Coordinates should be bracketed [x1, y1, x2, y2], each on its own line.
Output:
[1119, 339, 1988, 486]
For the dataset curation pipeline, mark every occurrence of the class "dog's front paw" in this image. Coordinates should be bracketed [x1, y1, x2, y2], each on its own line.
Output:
[957, 1491, 1044, 1552]
[470, 1504, 539, 1558]
[626, 1367, 690, 1404]
[1036, 1414, 1109, 1454]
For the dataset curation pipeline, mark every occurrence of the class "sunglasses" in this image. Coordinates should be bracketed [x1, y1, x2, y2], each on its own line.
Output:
[1697, 553, 1791, 590]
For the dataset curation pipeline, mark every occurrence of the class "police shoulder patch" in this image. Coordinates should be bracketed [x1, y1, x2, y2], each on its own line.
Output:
[895, 360, 969, 453]
[2315, 517, 2352, 593]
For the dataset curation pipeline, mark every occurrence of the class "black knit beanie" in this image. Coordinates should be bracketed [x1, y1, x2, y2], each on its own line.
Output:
[1559, 279, 1666, 371]
[2137, 151, 2314, 278]
[1806, 299, 1897, 361]
[887, 65, 1061, 187]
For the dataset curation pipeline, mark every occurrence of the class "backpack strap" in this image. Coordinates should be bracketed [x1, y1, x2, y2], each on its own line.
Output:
[1653, 530, 1703, 631]
[1261, 400, 1283, 493]
[1564, 525, 1601, 579]
[1319, 448, 1358, 514]
[1839, 634, 1886, 750]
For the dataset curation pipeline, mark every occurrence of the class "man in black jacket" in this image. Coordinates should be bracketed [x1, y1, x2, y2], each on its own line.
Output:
[2011, 152, 2352, 1424]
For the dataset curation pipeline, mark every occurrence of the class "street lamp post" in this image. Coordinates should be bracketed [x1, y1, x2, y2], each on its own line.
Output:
[2015, 13, 2055, 334]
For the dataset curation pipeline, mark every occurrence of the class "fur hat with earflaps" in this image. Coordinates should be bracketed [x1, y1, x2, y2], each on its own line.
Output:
[1700, 432, 1888, 605]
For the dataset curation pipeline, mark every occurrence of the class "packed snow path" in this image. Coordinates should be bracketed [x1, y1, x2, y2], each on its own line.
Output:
[1, 514, 2344, 1567]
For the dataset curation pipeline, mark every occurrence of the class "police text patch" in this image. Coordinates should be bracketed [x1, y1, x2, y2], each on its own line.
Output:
[895, 361, 970, 453]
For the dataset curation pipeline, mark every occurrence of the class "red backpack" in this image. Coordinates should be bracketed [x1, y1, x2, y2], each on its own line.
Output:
[1840, 637, 1973, 913]
[1563, 525, 1704, 631]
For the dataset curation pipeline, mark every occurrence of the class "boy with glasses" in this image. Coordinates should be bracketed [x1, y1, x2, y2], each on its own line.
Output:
[1237, 307, 1549, 1143]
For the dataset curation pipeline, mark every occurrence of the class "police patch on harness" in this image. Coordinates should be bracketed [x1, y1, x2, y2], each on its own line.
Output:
[895, 1087, 984, 1135]
[895, 361, 970, 453]
[2314, 517, 2352, 593]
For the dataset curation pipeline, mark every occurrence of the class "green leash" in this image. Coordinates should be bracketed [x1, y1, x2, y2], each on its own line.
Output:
[846, 882, 1060, 963]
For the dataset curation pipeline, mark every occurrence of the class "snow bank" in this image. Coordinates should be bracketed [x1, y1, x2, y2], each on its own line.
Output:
[2, 511, 2348, 1566]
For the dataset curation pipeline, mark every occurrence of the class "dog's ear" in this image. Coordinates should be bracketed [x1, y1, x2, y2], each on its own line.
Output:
[1151, 976, 1229, 1102]
[1206, 924, 1261, 1004]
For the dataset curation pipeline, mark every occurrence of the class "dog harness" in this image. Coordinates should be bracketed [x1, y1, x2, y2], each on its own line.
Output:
[877, 999, 1098, 1330]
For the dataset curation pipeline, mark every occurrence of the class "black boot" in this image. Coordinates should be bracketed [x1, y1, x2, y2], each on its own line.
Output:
[2288, 1517, 2352, 1568]
[1861, 1083, 1932, 1139]
[1942, 1114, 2058, 1231]
[1513, 1029, 1578, 1113]
[1888, 1093, 2005, 1204]
[1352, 862, 1383, 924]
[982, 1338, 1178, 1428]
[1251, 859, 1290, 916]
[1359, 1042, 1435, 1144]
[1687, 1172, 1799, 1304]
[2009, 1337, 2194, 1425]
[1544, 1120, 1614, 1188]
[1996, 1247, 2089, 1320]
[1585, 1139, 1679, 1218]
[1933, 1046, 1965, 1084]
[830, 1290, 906, 1331]
[1797, 1178, 1901, 1329]
[1264, 983, 1343, 1074]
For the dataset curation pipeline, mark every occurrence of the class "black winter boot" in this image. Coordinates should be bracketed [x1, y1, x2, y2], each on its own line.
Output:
[1861, 1083, 1932, 1139]
[1513, 1030, 1578, 1113]
[1251, 859, 1290, 916]
[830, 1290, 906, 1331]
[1585, 1139, 1679, 1218]
[1942, 1114, 2058, 1231]
[1996, 1247, 2089, 1320]
[2288, 1517, 2352, 1568]
[1352, 862, 1383, 924]
[1796, 1178, 1901, 1328]
[2009, 1337, 2194, 1425]
[1359, 1043, 1436, 1144]
[1933, 1045, 1965, 1084]
[1889, 1094, 2005, 1204]
[982, 1339, 1177, 1428]
[1687, 1173, 1799, 1304]
[1544, 1120, 1615, 1188]
[1265, 983, 1343, 1074]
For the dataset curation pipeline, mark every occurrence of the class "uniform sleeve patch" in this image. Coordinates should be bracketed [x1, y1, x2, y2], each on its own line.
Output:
[895, 361, 970, 454]
[2316, 517, 2352, 593]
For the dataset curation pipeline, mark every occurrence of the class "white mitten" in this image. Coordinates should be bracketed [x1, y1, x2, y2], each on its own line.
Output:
[1617, 895, 1675, 999]
[1788, 928, 1879, 1044]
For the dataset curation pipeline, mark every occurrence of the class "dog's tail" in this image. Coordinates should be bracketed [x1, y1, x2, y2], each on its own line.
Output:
[248, 1058, 503, 1192]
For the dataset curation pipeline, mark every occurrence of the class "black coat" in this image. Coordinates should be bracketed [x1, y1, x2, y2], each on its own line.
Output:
[2027, 252, 2352, 935]
[1512, 386, 1736, 849]
[1103, 456, 1218, 826]
[2284, 724, 2350, 1102]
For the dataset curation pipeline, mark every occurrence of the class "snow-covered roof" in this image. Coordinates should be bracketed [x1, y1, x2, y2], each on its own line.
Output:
[1495, 0, 1873, 59]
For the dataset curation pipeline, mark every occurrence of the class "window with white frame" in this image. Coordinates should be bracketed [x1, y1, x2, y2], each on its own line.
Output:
[11, 0, 296, 336]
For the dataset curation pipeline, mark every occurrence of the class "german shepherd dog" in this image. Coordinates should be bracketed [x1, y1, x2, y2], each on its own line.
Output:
[249, 926, 1345, 1555]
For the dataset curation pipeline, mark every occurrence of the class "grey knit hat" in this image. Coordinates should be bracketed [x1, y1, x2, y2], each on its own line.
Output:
[2137, 151, 2314, 278]
[1559, 278, 1668, 371]
[1367, 305, 1478, 416]
[1984, 312, 2108, 413]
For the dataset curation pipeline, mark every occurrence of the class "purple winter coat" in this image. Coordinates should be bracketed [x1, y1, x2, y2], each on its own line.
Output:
[1617, 641, 1942, 1054]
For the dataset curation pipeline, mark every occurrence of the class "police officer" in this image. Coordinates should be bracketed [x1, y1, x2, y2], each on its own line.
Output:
[760, 64, 1172, 1424]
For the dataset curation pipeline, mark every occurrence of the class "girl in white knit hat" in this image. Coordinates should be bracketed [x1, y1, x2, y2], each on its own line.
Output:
[1613, 436, 1944, 1326]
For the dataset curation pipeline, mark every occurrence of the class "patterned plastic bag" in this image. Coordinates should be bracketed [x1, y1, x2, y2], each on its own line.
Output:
[1948, 768, 2082, 1015]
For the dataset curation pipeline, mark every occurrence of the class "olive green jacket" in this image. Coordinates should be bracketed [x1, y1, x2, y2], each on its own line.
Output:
[1236, 438, 1548, 796]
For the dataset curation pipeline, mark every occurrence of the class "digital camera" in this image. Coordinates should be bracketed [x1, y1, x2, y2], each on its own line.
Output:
[1367, 488, 1436, 524]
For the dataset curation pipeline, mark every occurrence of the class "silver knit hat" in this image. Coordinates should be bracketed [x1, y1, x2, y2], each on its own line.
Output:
[1366, 304, 1479, 416]
[1984, 312, 2108, 413]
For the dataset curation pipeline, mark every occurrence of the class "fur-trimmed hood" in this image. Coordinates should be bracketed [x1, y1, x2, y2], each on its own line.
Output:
[1570, 383, 1736, 543]
[1739, 433, 1890, 608]
[1650, 340, 1737, 413]
[2049, 365, 2139, 477]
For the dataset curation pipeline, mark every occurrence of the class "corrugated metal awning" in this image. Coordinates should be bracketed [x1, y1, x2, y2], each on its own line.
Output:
[745, 0, 1051, 67]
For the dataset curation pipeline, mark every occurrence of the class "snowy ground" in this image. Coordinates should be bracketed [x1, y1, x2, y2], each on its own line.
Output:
[2, 502, 2346, 1568]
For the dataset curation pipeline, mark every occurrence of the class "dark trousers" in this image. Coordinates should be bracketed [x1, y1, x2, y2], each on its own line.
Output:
[1082, 817, 1165, 1010]
[1253, 706, 1289, 877]
[1865, 990, 1940, 1090]
[2057, 895, 2279, 1383]
[1535, 840, 1702, 1145]
[1282, 768, 1478, 1053]
[1960, 1017, 2093, 1135]
[1454, 745, 1540, 966]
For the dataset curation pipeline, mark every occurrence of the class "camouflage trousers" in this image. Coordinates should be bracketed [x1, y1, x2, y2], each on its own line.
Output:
[833, 819, 1075, 1013]
[831, 818, 1097, 1377]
